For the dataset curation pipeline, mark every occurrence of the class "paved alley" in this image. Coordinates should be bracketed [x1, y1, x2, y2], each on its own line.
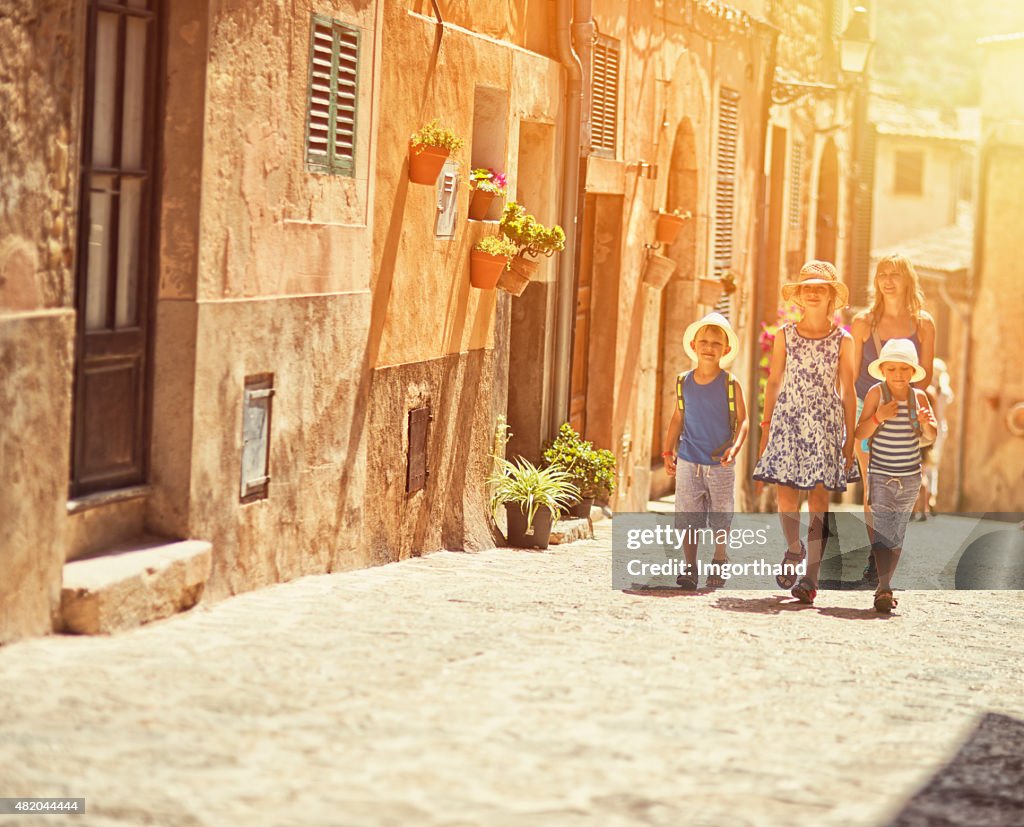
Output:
[1, 519, 1023, 827]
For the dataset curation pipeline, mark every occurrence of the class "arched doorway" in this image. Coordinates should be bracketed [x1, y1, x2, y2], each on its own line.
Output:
[815, 138, 839, 266]
[650, 118, 699, 498]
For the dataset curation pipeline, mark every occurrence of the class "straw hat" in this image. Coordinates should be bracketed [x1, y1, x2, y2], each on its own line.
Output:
[868, 338, 926, 383]
[780, 260, 849, 309]
[683, 312, 739, 368]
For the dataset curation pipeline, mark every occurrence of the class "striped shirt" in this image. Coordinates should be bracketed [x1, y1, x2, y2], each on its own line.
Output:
[869, 397, 922, 476]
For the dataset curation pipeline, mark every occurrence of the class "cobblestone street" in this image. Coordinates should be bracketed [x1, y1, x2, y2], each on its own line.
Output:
[2, 519, 1023, 827]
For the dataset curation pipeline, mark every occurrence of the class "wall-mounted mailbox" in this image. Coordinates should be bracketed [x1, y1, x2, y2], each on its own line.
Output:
[241, 375, 275, 501]
[434, 160, 459, 238]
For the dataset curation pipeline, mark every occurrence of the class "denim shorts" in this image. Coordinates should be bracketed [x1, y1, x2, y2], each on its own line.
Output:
[674, 460, 735, 532]
[868, 471, 921, 550]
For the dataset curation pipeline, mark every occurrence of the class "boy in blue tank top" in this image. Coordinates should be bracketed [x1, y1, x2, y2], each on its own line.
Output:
[662, 313, 749, 590]
[854, 339, 937, 612]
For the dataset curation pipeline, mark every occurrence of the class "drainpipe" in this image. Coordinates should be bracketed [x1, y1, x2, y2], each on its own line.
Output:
[550, 0, 586, 439]
[748, 28, 779, 490]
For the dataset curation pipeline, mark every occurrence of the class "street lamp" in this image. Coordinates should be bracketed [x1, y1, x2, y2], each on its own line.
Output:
[771, 6, 873, 105]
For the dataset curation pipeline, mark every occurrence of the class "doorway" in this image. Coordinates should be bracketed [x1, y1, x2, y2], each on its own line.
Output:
[71, 0, 162, 496]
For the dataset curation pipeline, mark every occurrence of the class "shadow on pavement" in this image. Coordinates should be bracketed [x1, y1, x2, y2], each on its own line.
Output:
[622, 587, 712, 598]
[814, 605, 894, 621]
[711, 595, 813, 614]
[887, 712, 1024, 827]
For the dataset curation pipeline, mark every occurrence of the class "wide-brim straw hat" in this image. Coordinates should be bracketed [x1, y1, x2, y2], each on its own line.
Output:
[868, 338, 926, 383]
[780, 260, 849, 309]
[683, 312, 739, 368]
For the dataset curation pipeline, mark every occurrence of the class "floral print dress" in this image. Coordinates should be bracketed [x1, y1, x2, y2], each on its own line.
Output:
[754, 323, 854, 491]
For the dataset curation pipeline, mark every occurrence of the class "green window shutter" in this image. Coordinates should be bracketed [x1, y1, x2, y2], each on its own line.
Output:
[332, 22, 359, 175]
[305, 15, 359, 176]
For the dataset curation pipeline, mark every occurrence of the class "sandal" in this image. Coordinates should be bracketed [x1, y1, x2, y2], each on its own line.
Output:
[775, 542, 806, 590]
[874, 590, 898, 613]
[706, 557, 730, 589]
[676, 572, 698, 591]
[791, 577, 817, 604]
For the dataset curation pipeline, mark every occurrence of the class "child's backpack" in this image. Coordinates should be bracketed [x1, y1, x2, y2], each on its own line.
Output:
[869, 382, 934, 450]
[675, 371, 738, 462]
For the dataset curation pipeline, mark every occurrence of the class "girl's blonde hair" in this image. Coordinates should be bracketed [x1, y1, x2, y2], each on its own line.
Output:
[868, 255, 925, 326]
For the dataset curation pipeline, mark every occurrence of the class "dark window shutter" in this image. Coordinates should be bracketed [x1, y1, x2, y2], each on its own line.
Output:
[789, 142, 803, 231]
[305, 15, 359, 176]
[591, 36, 620, 155]
[894, 149, 924, 196]
[714, 88, 740, 318]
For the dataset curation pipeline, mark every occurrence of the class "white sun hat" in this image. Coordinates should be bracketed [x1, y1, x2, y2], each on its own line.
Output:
[868, 338, 926, 383]
[683, 312, 739, 368]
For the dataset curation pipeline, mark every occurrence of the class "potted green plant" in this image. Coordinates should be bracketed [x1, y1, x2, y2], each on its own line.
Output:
[542, 423, 617, 518]
[409, 119, 465, 185]
[496, 202, 566, 295]
[488, 457, 580, 549]
[470, 235, 517, 290]
[655, 208, 693, 245]
[468, 168, 507, 220]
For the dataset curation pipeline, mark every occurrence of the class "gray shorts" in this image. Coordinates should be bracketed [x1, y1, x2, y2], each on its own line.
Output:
[868, 471, 921, 550]
[674, 460, 735, 532]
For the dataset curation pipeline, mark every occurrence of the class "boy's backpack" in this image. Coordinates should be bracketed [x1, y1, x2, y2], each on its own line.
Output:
[869, 382, 934, 451]
[675, 370, 738, 462]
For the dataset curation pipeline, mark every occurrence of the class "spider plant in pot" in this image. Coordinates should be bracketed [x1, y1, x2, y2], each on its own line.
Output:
[488, 456, 580, 549]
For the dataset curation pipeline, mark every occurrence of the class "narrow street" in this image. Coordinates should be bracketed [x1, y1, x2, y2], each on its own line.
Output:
[2, 518, 1022, 827]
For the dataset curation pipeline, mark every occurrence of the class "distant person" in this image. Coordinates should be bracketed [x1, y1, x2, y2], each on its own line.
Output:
[855, 339, 938, 612]
[755, 261, 859, 605]
[850, 256, 936, 581]
[662, 312, 748, 590]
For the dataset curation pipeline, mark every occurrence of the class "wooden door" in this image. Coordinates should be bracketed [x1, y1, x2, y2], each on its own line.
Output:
[72, 0, 161, 495]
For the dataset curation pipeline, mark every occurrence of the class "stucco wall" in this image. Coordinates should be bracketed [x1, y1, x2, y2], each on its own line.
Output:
[0, 0, 81, 641]
[870, 137, 961, 251]
[0, 312, 75, 642]
[372, 7, 562, 368]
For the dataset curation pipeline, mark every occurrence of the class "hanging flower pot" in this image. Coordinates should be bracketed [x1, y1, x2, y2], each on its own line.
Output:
[468, 188, 499, 220]
[408, 142, 450, 185]
[642, 253, 676, 289]
[497, 255, 539, 296]
[470, 250, 507, 289]
[655, 210, 691, 245]
[699, 277, 724, 305]
[408, 119, 465, 185]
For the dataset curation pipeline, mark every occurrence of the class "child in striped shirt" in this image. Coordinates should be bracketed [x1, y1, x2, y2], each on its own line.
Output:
[854, 339, 938, 612]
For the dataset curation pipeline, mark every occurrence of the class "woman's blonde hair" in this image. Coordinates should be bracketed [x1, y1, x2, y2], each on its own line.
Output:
[868, 254, 925, 326]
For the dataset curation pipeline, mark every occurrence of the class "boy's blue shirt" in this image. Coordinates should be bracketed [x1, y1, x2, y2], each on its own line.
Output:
[678, 370, 733, 466]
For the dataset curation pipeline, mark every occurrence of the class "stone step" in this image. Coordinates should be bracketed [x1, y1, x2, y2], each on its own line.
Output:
[61, 538, 212, 635]
[549, 517, 593, 545]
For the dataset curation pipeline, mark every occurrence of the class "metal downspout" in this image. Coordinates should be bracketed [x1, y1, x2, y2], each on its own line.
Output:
[551, 0, 585, 438]
[748, 29, 779, 490]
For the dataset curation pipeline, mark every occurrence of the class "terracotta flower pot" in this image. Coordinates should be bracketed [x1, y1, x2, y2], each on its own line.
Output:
[470, 250, 508, 289]
[408, 142, 450, 185]
[655, 212, 687, 245]
[497, 255, 538, 296]
[642, 253, 676, 289]
[699, 277, 724, 305]
[468, 189, 500, 220]
[567, 496, 594, 519]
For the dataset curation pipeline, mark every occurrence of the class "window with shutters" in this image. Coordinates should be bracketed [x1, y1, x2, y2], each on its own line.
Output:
[894, 149, 924, 196]
[789, 142, 803, 231]
[713, 88, 740, 318]
[591, 35, 621, 156]
[305, 15, 359, 175]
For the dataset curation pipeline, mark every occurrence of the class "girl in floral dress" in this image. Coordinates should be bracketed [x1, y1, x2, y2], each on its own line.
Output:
[754, 261, 859, 604]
